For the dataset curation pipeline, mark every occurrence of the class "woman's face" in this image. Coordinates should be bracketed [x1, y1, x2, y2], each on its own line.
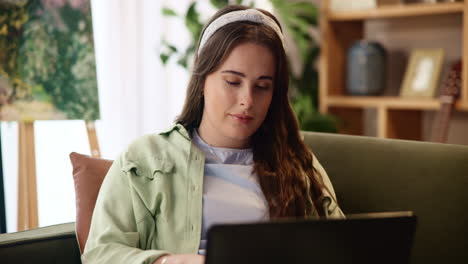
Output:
[198, 42, 275, 148]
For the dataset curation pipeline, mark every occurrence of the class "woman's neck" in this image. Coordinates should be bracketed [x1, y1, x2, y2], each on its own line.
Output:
[197, 123, 250, 149]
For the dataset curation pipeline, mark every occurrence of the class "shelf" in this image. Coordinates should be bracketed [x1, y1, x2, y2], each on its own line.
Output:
[321, 0, 468, 141]
[457, 101, 468, 111]
[326, 96, 468, 111]
[328, 2, 464, 21]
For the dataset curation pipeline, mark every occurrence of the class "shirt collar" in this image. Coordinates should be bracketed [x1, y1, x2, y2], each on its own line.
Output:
[159, 123, 191, 140]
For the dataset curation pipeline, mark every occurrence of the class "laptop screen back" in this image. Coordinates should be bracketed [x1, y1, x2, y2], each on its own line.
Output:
[205, 212, 417, 264]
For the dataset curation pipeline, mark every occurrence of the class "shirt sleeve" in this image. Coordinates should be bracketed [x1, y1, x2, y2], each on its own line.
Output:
[81, 153, 171, 264]
[312, 154, 346, 219]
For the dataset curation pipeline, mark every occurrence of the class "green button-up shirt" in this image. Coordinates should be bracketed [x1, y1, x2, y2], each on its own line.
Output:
[82, 123, 344, 264]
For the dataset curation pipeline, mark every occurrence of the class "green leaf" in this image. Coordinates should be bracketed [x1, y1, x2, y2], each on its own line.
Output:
[288, 27, 309, 64]
[162, 7, 177, 17]
[297, 14, 317, 27]
[269, 0, 285, 8]
[285, 15, 310, 36]
[161, 39, 178, 54]
[302, 113, 338, 133]
[177, 54, 188, 69]
[210, 0, 229, 9]
[167, 44, 177, 53]
[160, 53, 170, 65]
[185, 3, 203, 42]
[236, 0, 243, 4]
[186, 44, 196, 54]
[288, 2, 318, 16]
[177, 44, 196, 69]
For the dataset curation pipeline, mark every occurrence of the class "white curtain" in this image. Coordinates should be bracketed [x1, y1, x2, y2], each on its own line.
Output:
[92, 0, 188, 158]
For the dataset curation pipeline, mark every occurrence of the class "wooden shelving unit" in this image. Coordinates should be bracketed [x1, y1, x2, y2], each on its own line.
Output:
[327, 96, 468, 110]
[319, 0, 468, 140]
[328, 2, 464, 21]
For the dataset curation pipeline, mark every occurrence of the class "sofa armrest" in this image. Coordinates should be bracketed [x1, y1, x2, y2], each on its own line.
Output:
[0, 223, 81, 263]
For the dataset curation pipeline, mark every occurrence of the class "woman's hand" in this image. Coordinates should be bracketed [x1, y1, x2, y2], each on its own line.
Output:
[153, 254, 205, 264]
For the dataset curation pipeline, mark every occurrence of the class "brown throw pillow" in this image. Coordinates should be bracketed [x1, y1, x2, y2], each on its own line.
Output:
[69, 152, 113, 254]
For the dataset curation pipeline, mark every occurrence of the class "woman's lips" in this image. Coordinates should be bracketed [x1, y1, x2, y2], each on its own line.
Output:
[229, 114, 254, 124]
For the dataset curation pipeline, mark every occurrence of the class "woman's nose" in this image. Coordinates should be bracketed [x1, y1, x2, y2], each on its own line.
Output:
[239, 86, 254, 108]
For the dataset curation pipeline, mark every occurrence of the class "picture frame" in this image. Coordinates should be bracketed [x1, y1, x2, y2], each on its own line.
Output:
[0, 1, 99, 121]
[400, 48, 445, 98]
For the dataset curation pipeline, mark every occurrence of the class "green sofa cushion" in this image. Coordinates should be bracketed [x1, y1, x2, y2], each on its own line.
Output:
[0, 223, 81, 263]
[303, 132, 468, 264]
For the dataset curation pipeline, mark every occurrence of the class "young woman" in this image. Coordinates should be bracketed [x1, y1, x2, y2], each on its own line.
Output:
[82, 5, 344, 264]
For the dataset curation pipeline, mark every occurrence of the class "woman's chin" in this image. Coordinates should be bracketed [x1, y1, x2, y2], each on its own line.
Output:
[225, 129, 255, 143]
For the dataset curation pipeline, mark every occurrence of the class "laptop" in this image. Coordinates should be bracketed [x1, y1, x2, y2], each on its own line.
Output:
[205, 211, 417, 264]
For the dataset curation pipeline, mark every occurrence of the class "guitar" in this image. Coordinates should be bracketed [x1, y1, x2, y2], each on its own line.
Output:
[432, 60, 462, 143]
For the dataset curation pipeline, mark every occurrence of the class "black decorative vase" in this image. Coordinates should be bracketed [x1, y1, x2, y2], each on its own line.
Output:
[346, 41, 386, 96]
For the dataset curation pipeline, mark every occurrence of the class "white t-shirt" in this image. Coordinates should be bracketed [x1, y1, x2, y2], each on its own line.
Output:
[192, 130, 269, 255]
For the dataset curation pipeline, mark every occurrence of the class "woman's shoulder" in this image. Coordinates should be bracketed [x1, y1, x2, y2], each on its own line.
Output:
[309, 153, 345, 218]
[119, 124, 192, 168]
[124, 133, 167, 158]
[310, 153, 337, 199]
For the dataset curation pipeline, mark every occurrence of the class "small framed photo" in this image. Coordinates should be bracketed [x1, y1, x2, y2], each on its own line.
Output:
[400, 48, 445, 98]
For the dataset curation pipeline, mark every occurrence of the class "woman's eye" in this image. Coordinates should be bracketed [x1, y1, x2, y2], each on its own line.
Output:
[225, 80, 240, 86]
[256, 85, 270, 91]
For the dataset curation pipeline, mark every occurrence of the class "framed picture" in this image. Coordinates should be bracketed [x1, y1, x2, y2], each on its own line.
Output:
[400, 48, 445, 98]
[0, 0, 100, 121]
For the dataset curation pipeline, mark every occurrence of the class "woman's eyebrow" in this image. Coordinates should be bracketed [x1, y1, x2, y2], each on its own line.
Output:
[258, 75, 273, 81]
[221, 70, 273, 80]
[221, 70, 245, 77]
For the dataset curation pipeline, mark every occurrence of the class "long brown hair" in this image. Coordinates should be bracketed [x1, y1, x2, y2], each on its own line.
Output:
[176, 5, 326, 218]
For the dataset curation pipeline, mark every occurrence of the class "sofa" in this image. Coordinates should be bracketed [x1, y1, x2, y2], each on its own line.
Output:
[1, 131, 467, 264]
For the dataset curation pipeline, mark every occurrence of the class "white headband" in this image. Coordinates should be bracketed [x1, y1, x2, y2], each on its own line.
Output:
[198, 9, 285, 55]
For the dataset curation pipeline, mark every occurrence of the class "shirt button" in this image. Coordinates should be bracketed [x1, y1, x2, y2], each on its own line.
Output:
[191, 224, 195, 231]
[192, 185, 198, 191]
